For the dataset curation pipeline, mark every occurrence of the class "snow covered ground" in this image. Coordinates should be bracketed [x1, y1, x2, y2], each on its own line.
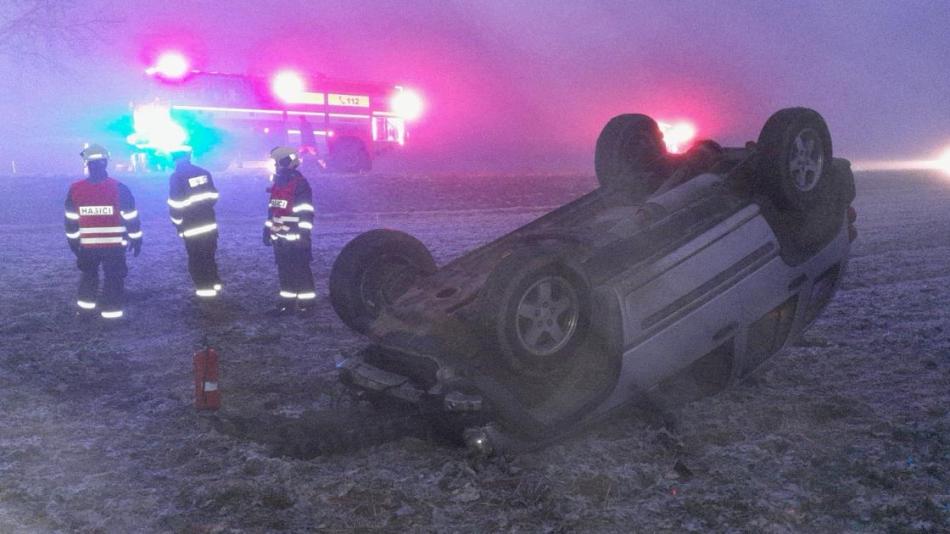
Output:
[0, 170, 947, 532]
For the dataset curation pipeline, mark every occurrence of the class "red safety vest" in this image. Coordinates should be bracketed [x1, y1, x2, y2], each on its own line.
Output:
[266, 176, 304, 242]
[70, 178, 126, 249]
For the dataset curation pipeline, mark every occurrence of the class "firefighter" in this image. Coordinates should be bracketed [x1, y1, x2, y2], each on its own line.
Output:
[64, 144, 142, 320]
[168, 147, 222, 299]
[264, 146, 316, 315]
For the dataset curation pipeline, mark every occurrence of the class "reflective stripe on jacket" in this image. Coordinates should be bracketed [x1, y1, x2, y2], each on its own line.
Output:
[67, 178, 125, 248]
[168, 162, 218, 239]
[66, 177, 141, 249]
[266, 171, 314, 243]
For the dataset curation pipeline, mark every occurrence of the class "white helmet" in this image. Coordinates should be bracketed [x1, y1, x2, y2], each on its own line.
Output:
[270, 146, 301, 170]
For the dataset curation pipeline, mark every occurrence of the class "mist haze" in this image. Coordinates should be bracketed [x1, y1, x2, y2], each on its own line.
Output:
[2, 2, 950, 531]
[1, 0, 948, 174]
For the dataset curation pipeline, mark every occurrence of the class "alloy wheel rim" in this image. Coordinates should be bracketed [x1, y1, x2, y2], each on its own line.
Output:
[789, 128, 824, 192]
[515, 275, 579, 357]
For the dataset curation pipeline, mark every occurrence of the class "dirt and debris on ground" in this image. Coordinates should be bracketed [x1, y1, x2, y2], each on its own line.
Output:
[0, 170, 947, 532]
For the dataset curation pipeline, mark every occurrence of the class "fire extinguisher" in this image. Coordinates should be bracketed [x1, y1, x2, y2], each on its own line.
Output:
[194, 343, 221, 411]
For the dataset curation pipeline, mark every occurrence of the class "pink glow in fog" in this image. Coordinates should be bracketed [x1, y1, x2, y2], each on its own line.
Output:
[658, 120, 698, 154]
[271, 70, 307, 103]
[145, 51, 191, 80]
[390, 88, 424, 121]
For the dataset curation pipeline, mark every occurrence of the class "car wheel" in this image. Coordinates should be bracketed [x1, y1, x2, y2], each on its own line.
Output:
[755, 107, 833, 211]
[595, 114, 668, 196]
[330, 229, 437, 334]
[755, 109, 851, 264]
[480, 246, 591, 377]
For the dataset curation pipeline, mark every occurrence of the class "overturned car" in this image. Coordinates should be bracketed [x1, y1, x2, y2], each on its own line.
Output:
[330, 107, 857, 454]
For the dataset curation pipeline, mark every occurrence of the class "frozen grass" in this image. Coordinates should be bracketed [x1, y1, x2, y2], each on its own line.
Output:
[0, 171, 947, 532]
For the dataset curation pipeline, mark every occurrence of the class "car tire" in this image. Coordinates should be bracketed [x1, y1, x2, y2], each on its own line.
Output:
[755, 108, 850, 264]
[329, 137, 371, 174]
[755, 107, 833, 211]
[480, 246, 591, 377]
[772, 160, 854, 261]
[595, 114, 668, 197]
[330, 229, 437, 334]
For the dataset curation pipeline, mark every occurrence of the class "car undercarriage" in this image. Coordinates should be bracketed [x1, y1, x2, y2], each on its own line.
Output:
[330, 108, 857, 455]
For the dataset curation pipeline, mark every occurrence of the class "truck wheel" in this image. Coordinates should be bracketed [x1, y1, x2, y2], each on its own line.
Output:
[329, 137, 371, 173]
[330, 229, 437, 334]
[595, 114, 668, 196]
[480, 246, 591, 377]
[755, 107, 833, 211]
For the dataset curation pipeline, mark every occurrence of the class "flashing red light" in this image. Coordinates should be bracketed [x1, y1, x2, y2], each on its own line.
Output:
[146, 51, 190, 80]
[657, 120, 697, 154]
[391, 88, 424, 121]
[272, 70, 306, 103]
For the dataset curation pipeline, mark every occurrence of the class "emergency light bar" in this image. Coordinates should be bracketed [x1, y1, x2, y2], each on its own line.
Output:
[270, 70, 329, 105]
[132, 61, 423, 172]
[146, 51, 191, 80]
[271, 70, 306, 103]
[390, 87, 423, 121]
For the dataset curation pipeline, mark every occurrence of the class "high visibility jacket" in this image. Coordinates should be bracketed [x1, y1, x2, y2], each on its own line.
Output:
[168, 161, 219, 239]
[266, 170, 314, 245]
[65, 177, 141, 249]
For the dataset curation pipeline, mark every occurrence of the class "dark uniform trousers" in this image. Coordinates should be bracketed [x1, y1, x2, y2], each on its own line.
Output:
[77, 248, 127, 312]
[185, 233, 221, 291]
[274, 243, 315, 300]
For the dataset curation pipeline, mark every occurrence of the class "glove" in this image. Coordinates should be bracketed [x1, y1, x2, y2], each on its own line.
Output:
[68, 240, 79, 256]
[263, 226, 272, 247]
[129, 238, 142, 257]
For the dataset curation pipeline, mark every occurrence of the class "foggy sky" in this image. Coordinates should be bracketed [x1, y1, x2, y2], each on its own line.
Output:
[1, 0, 948, 174]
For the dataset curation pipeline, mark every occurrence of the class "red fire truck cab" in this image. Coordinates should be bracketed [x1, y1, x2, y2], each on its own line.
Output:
[127, 57, 423, 174]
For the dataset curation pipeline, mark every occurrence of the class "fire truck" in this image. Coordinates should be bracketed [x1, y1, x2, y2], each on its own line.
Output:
[126, 51, 423, 173]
